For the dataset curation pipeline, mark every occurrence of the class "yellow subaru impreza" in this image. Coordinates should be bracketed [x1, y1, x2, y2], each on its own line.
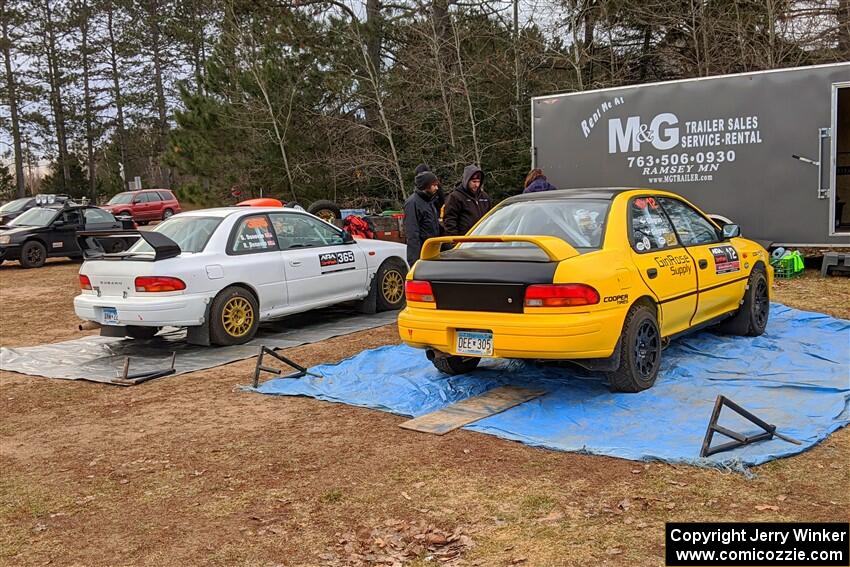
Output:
[398, 188, 773, 392]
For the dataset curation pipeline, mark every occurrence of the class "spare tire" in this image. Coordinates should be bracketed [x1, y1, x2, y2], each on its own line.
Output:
[308, 200, 342, 222]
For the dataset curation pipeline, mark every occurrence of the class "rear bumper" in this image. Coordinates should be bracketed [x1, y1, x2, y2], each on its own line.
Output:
[74, 292, 210, 327]
[398, 306, 626, 359]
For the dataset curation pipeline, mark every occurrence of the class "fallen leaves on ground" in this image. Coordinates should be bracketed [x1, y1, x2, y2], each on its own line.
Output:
[323, 519, 473, 566]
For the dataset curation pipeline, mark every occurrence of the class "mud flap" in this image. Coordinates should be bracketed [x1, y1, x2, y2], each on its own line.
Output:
[355, 273, 378, 314]
[100, 325, 127, 338]
[572, 338, 622, 372]
[186, 302, 212, 346]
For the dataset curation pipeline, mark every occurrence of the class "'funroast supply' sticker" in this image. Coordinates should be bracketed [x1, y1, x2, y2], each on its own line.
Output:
[710, 245, 740, 274]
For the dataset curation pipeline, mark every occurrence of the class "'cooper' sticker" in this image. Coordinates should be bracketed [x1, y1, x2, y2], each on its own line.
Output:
[320, 250, 355, 269]
[710, 245, 740, 274]
[52, 242, 63, 248]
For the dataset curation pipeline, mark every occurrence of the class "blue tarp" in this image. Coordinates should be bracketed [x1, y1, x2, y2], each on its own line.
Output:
[252, 304, 850, 469]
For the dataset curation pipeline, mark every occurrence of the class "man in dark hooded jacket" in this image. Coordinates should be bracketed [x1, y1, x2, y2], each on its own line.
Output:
[403, 171, 441, 266]
[443, 164, 491, 236]
[414, 163, 445, 214]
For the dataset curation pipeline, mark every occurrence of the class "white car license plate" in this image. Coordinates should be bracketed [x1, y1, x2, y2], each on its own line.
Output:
[456, 331, 493, 356]
[102, 307, 119, 325]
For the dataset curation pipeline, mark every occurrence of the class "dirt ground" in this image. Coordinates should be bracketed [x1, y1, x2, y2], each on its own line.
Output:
[0, 261, 848, 567]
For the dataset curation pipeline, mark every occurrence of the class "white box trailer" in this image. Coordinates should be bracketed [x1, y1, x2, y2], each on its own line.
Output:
[531, 63, 850, 247]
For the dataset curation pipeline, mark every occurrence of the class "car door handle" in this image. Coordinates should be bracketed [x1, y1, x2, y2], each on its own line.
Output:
[699, 259, 708, 269]
[646, 268, 658, 279]
[289, 260, 302, 266]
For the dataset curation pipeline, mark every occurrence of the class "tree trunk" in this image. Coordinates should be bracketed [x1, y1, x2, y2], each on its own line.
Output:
[431, 0, 449, 44]
[429, 5, 456, 154]
[43, 0, 70, 192]
[582, 0, 596, 87]
[452, 16, 480, 164]
[190, 0, 204, 92]
[107, 5, 128, 187]
[513, 0, 521, 127]
[80, 1, 97, 199]
[839, 0, 850, 56]
[363, 0, 382, 127]
[149, 3, 169, 187]
[1, 1, 25, 197]
[638, 25, 651, 80]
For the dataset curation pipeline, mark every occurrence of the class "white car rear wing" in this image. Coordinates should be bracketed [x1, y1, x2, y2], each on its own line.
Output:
[77, 230, 180, 261]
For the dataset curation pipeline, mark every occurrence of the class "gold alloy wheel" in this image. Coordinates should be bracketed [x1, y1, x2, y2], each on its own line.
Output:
[221, 296, 254, 337]
[382, 269, 405, 304]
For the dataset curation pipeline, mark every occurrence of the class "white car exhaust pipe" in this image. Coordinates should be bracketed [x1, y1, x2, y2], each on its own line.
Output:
[78, 320, 100, 331]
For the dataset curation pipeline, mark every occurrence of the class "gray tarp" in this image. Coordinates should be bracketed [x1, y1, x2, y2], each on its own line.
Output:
[0, 308, 398, 385]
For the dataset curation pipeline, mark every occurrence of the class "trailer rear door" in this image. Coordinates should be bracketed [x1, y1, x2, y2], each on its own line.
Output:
[832, 83, 850, 235]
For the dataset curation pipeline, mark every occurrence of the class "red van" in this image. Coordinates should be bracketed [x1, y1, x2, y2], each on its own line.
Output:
[101, 189, 182, 224]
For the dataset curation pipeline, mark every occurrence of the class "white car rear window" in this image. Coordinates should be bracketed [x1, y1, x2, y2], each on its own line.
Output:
[130, 216, 222, 254]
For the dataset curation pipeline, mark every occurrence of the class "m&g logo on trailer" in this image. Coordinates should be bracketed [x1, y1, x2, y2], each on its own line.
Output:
[601, 109, 764, 185]
[608, 113, 681, 153]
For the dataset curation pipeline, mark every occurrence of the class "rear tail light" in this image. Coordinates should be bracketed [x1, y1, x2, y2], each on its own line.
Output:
[405, 280, 435, 303]
[524, 284, 599, 307]
[79, 274, 92, 290]
[134, 276, 186, 293]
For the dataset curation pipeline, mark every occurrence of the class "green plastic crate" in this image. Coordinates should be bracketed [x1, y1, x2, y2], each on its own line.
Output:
[771, 251, 805, 279]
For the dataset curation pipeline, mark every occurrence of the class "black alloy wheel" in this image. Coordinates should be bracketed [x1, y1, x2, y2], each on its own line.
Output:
[606, 303, 662, 392]
[753, 276, 769, 331]
[20, 241, 47, 268]
[634, 319, 660, 379]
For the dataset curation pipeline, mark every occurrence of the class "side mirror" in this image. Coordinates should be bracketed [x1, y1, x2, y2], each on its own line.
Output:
[722, 224, 741, 239]
[342, 231, 355, 244]
[54, 220, 66, 228]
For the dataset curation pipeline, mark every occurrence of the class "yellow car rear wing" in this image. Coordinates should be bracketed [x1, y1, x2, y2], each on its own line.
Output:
[419, 235, 579, 262]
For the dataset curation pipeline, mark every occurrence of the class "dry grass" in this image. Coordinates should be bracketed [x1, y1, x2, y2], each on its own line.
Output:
[773, 269, 850, 320]
[0, 262, 848, 566]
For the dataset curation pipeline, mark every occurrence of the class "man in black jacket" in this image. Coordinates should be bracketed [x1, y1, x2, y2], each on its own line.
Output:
[403, 171, 441, 266]
[414, 163, 445, 214]
[443, 164, 491, 236]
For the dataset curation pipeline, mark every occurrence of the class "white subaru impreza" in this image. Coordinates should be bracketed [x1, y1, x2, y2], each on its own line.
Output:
[74, 207, 408, 345]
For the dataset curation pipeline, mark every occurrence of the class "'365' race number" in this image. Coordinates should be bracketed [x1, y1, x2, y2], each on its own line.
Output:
[319, 250, 355, 268]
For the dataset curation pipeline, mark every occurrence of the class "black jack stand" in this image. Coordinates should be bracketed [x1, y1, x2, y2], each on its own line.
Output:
[112, 352, 177, 385]
[700, 395, 802, 458]
[252, 346, 320, 387]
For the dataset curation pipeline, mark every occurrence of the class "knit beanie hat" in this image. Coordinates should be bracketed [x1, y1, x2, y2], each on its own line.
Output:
[415, 171, 438, 191]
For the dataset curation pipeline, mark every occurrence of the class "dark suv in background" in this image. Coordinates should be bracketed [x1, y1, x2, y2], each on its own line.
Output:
[0, 194, 70, 225]
[0, 203, 137, 268]
[101, 189, 181, 224]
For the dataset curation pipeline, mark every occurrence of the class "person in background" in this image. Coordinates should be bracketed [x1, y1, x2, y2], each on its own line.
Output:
[403, 171, 441, 266]
[414, 163, 445, 214]
[522, 168, 558, 193]
[443, 164, 491, 236]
